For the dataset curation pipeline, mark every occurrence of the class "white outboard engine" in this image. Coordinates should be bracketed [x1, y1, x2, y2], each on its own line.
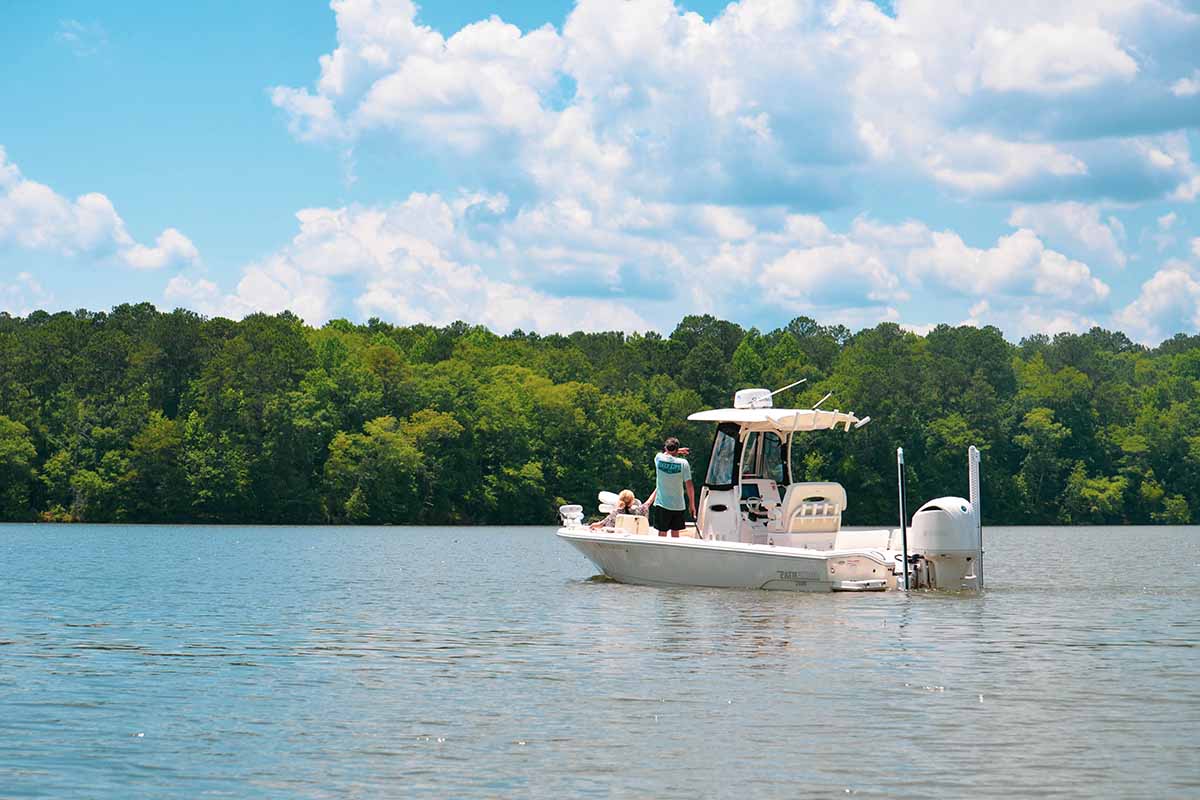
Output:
[908, 497, 981, 590]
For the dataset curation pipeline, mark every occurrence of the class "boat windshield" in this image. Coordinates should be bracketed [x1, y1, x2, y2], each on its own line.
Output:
[704, 423, 740, 490]
[762, 432, 788, 484]
[741, 431, 789, 484]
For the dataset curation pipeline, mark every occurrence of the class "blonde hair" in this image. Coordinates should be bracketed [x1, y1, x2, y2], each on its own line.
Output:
[618, 489, 636, 509]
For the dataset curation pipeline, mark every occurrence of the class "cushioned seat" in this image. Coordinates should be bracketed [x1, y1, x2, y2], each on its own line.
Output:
[774, 482, 847, 534]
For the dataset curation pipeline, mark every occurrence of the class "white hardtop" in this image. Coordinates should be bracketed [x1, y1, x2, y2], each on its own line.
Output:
[687, 406, 864, 432]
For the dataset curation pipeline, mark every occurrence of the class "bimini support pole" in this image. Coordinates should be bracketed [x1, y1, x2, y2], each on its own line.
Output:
[897, 447, 909, 591]
[968, 445, 983, 589]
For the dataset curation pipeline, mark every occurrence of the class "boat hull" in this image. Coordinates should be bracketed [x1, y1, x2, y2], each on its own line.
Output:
[556, 528, 896, 592]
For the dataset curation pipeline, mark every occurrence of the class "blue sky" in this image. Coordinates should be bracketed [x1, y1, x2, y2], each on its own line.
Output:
[1, 0, 1198, 342]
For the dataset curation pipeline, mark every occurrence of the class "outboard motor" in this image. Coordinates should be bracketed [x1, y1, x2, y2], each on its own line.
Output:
[908, 497, 981, 590]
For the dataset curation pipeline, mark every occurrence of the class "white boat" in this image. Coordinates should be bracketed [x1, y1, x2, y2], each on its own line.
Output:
[556, 387, 984, 592]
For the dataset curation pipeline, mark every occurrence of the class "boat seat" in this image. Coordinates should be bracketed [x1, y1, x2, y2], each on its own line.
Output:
[615, 514, 650, 535]
[773, 482, 846, 533]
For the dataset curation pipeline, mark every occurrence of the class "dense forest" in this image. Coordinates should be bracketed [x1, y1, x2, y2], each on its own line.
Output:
[0, 304, 1197, 525]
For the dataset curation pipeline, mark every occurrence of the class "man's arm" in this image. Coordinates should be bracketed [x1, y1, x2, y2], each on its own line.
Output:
[686, 480, 695, 518]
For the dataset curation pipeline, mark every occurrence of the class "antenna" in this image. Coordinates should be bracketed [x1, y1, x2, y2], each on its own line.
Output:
[812, 391, 833, 409]
[769, 378, 807, 397]
[853, 416, 872, 429]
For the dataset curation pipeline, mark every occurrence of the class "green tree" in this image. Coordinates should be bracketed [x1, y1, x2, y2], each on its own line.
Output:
[0, 415, 36, 519]
[1, 302, 1199, 526]
[404, 409, 468, 523]
[1014, 407, 1071, 518]
[1061, 462, 1128, 524]
[731, 330, 766, 388]
[323, 416, 423, 524]
[122, 411, 186, 521]
[181, 412, 250, 522]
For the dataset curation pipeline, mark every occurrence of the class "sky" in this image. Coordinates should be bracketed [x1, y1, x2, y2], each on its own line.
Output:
[1, 0, 1199, 343]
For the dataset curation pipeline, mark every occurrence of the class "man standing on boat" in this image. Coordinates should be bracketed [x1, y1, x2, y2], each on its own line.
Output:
[651, 437, 695, 537]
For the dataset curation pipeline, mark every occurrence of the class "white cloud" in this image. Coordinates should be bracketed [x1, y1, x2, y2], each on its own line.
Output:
[1015, 308, 1100, 337]
[905, 228, 1109, 304]
[921, 134, 1089, 196]
[1009, 202, 1127, 267]
[0, 147, 199, 269]
[271, 87, 346, 141]
[899, 321, 938, 336]
[166, 184, 1112, 335]
[272, 3, 768, 200]
[166, 259, 333, 323]
[354, 263, 647, 333]
[164, 275, 219, 311]
[1143, 210, 1182, 252]
[1171, 70, 1200, 97]
[761, 242, 905, 309]
[1107, 215, 1125, 242]
[275, 0, 1200, 208]
[850, 2, 1200, 199]
[231, 0, 1199, 338]
[1115, 261, 1200, 343]
[231, 256, 335, 323]
[968, 300, 990, 321]
[165, 195, 652, 332]
[355, 19, 562, 146]
[922, 296, 1100, 339]
[272, 2, 563, 156]
[1174, 174, 1200, 202]
[0, 272, 51, 316]
[976, 23, 1137, 93]
[122, 228, 200, 270]
[55, 19, 107, 57]
[697, 205, 756, 241]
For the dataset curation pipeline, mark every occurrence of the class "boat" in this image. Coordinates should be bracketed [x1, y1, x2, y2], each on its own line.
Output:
[556, 386, 984, 592]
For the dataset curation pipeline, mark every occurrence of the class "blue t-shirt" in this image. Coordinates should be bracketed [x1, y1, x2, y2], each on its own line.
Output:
[653, 452, 692, 511]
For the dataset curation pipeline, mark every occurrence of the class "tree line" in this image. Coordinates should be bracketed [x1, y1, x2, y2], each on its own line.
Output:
[0, 304, 1196, 525]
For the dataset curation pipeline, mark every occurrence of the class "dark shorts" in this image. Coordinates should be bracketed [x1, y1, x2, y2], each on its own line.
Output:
[651, 506, 687, 532]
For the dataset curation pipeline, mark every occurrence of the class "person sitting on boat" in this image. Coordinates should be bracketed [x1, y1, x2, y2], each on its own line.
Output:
[651, 437, 695, 538]
[589, 489, 647, 530]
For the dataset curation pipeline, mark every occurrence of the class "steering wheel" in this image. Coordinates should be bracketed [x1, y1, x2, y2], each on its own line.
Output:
[743, 496, 765, 516]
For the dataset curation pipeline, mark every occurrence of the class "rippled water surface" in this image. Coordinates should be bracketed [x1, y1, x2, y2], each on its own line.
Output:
[1, 525, 1197, 798]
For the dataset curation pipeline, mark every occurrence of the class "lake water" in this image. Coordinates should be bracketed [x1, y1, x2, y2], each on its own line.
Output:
[1, 525, 1197, 798]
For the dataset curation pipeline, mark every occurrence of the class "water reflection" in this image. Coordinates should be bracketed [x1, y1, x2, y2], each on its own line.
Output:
[0, 524, 1197, 798]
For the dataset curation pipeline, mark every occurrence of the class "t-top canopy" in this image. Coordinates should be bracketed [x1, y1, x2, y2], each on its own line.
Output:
[687, 407, 865, 432]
